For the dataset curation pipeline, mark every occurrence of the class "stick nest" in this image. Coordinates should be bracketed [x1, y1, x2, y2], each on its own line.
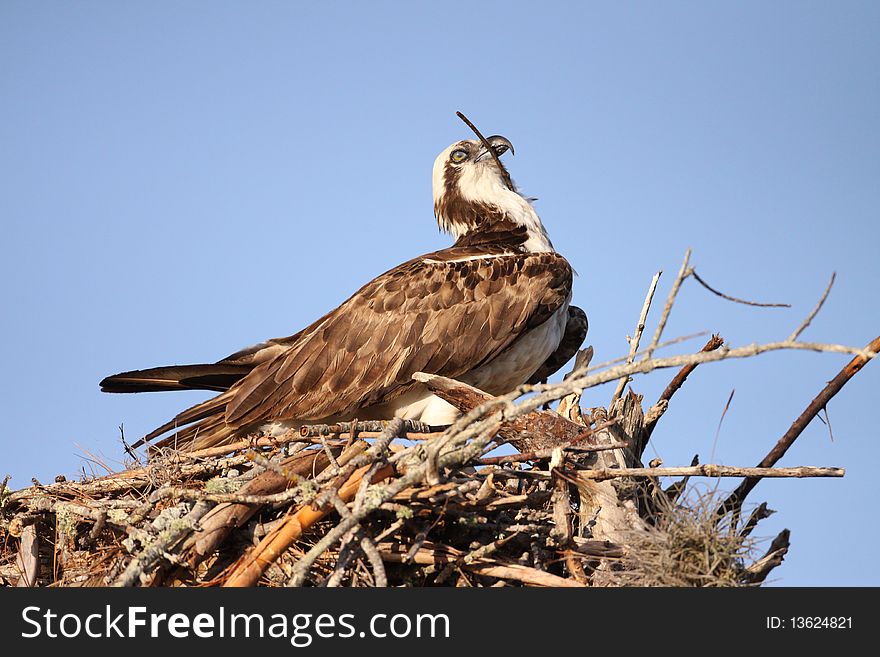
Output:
[0, 423, 784, 588]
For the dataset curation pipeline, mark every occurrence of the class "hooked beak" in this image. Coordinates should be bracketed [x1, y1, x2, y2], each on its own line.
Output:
[476, 135, 515, 162]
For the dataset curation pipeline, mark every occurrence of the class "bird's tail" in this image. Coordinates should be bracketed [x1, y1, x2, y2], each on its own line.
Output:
[100, 363, 251, 394]
[130, 390, 238, 451]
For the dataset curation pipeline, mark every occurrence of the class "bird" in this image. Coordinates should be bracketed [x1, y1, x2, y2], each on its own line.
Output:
[100, 132, 587, 452]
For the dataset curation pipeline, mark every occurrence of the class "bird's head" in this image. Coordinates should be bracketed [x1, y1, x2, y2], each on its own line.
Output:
[432, 136, 553, 252]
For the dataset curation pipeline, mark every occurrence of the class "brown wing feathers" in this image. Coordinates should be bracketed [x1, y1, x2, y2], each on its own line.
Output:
[116, 248, 573, 450]
[222, 250, 572, 429]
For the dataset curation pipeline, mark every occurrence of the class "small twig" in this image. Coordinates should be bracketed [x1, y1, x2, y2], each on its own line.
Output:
[8, 455, 253, 505]
[691, 269, 791, 308]
[822, 406, 835, 443]
[405, 524, 434, 564]
[585, 331, 708, 376]
[320, 436, 342, 473]
[358, 532, 387, 588]
[155, 482, 304, 507]
[395, 481, 481, 508]
[456, 111, 515, 191]
[787, 272, 836, 341]
[326, 493, 387, 587]
[353, 460, 385, 516]
[325, 537, 359, 588]
[710, 389, 736, 462]
[611, 271, 662, 406]
[434, 533, 521, 584]
[644, 249, 692, 360]
[548, 448, 577, 578]
[373, 518, 406, 544]
[119, 424, 139, 462]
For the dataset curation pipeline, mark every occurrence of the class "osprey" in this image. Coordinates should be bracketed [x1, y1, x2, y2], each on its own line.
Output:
[101, 134, 587, 451]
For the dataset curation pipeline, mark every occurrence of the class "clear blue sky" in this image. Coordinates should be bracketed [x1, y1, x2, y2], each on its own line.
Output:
[2, 2, 878, 585]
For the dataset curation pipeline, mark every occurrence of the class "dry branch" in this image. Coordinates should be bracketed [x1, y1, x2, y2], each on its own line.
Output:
[718, 333, 880, 517]
[611, 271, 661, 406]
[643, 334, 726, 440]
[788, 273, 836, 341]
[574, 465, 843, 483]
[690, 269, 790, 308]
[644, 248, 691, 360]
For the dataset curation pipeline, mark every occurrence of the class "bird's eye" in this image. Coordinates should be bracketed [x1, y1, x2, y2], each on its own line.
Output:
[450, 149, 468, 163]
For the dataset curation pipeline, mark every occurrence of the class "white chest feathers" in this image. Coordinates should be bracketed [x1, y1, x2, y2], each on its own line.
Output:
[461, 300, 570, 394]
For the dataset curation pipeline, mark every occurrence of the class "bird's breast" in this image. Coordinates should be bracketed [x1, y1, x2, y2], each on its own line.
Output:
[461, 300, 571, 394]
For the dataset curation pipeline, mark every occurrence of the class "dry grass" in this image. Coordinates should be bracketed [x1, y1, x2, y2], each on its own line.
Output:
[608, 489, 761, 587]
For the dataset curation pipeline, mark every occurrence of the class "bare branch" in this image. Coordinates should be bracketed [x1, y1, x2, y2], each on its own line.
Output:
[691, 269, 790, 308]
[710, 389, 736, 462]
[644, 248, 692, 360]
[611, 271, 662, 406]
[658, 334, 726, 406]
[788, 272, 836, 342]
[574, 465, 843, 483]
[643, 334, 725, 439]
